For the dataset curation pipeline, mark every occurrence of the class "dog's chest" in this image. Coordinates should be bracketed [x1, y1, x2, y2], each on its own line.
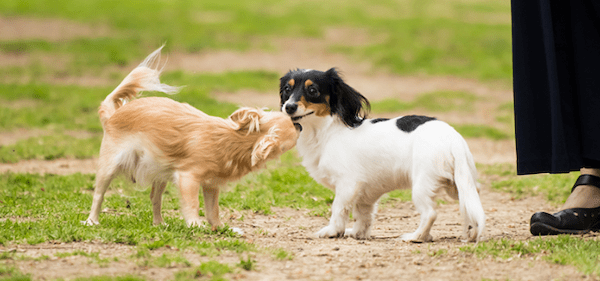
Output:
[296, 141, 340, 190]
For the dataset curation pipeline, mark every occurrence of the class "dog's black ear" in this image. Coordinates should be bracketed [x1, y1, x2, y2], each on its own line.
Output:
[326, 68, 370, 128]
[279, 71, 293, 108]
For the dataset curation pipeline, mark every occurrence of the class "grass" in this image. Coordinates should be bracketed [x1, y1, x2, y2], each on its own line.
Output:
[0, 134, 101, 163]
[0, 151, 333, 246]
[461, 236, 600, 276]
[480, 163, 576, 205]
[371, 90, 479, 114]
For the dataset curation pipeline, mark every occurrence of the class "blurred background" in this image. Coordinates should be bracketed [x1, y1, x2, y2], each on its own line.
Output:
[0, 0, 513, 166]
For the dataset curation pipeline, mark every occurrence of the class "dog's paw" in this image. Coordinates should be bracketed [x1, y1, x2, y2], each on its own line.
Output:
[316, 225, 344, 238]
[400, 232, 433, 243]
[81, 218, 99, 226]
[186, 218, 204, 228]
[344, 228, 370, 240]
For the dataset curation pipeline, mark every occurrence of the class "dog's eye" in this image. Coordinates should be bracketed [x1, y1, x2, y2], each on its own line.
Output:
[282, 85, 291, 95]
[307, 87, 319, 97]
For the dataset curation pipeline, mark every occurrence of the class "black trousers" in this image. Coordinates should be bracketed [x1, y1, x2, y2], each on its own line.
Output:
[512, 1, 600, 175]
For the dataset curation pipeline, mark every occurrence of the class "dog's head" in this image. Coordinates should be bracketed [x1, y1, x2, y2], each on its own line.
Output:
[227, 108, 299, 166]
[279, 68, 370, 128]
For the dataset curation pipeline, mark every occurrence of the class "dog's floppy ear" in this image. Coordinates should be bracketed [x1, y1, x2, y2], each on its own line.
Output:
[251, 127, 280, 166]
[228, 107, 262, 133]
[325, 68, 370, 128]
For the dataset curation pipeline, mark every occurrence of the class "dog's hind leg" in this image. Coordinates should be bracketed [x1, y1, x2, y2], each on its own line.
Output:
[177, 171, 204, 228]
[401, 179, 437, 242]
[150, 181, 167, 225]
[83, 161, 118, 226]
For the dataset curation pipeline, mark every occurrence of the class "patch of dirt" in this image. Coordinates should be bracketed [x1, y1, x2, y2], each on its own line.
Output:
[0, 129, 101, 146]
[0, 16, 110, 42]
[0, 158, 97, 175]
[0, 128, 49, 146]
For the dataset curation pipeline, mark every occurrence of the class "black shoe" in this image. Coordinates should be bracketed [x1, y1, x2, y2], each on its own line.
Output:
[530, 175, 600, 236]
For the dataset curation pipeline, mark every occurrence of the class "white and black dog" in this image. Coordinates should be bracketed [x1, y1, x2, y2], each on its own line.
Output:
[280, 68, 485, 242]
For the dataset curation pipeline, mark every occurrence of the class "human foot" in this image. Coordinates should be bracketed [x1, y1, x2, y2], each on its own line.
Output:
[530, 173, 600, 235]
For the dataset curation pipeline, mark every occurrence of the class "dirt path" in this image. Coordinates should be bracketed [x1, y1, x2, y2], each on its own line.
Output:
[3, 181, 591, 281]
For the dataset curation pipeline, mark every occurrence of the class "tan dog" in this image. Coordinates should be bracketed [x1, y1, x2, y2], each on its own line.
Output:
[83, 47, 298, 231]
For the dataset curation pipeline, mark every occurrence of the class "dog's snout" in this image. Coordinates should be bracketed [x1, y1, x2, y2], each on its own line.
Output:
[285, 103, 298, 115]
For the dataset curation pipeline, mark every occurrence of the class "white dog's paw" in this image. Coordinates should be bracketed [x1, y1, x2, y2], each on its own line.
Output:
[316, 225, 344, 238]
[81, 218, 99, 226]
[344, 228, 370, 240]
[401, 232, 433, 243]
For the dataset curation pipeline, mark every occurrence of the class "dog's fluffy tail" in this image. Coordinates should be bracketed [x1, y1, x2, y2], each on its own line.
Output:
[99, 45, 180, 127]
[452, 138, 486, 242]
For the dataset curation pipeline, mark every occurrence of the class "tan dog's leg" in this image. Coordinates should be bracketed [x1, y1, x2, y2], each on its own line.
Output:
[84, 164, 117, 225]
[202, 186, 221, 231]
[150, 181, 167, 225]
[177, 171, 203, 227]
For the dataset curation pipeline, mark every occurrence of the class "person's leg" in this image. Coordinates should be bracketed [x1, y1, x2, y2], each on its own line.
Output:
[562, 168, 600, 209]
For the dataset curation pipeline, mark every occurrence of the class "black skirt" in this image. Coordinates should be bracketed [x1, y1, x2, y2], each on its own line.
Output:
[512, 1, 600, 175]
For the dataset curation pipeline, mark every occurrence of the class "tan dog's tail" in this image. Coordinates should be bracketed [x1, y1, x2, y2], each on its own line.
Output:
[99, 45, 180, 127]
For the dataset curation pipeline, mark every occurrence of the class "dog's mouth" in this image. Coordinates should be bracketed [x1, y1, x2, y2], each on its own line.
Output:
[291, 111, 314, 122]
[294, 123, 303, 132]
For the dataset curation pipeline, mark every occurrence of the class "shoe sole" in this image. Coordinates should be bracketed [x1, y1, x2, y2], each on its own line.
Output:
[530, 222, 594, 236]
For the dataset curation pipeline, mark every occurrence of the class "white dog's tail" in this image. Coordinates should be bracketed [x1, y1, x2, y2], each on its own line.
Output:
[98, 45, 180, 127]
[452, 139, 486, 242]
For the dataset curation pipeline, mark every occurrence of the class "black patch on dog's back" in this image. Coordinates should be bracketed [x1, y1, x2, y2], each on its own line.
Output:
[396, 115, 436, 132]
[370, 118, 389, 124]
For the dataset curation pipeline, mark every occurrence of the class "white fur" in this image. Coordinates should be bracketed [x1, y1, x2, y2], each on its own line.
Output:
[284, 100, 485, 242]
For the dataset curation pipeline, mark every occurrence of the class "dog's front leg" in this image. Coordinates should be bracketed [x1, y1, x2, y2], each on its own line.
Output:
[177, 171, 203, 227]
[316, 182, 356, 238]
[202, 186, 221, 231]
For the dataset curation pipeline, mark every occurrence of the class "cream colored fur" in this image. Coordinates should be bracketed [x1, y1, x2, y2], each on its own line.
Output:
[84, 47, 298, 231]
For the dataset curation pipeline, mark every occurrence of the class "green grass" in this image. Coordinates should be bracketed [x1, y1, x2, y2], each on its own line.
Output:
[371, 91, 479, 114]
[480, 163, 576, 205]
[0, 172, 238, 247]
[0, 134, 101, 163]
[0, 151, 333, 246]
[220, 152, 334, 217]
[452, 124, 511, 140]
[461, 236, 600, 276]
[0, 264, 31, 281]
[174, 260, 233, 281]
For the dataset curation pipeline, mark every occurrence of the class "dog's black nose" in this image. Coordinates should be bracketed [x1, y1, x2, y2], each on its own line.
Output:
[285, 103, 298, 115]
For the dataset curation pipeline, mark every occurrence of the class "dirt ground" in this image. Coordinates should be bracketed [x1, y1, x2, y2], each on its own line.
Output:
[1, 17, 598, 281]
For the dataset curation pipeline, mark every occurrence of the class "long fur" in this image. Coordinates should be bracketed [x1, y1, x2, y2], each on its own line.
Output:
[280, 68, 485, 242]
[84, 47, 299, 231]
